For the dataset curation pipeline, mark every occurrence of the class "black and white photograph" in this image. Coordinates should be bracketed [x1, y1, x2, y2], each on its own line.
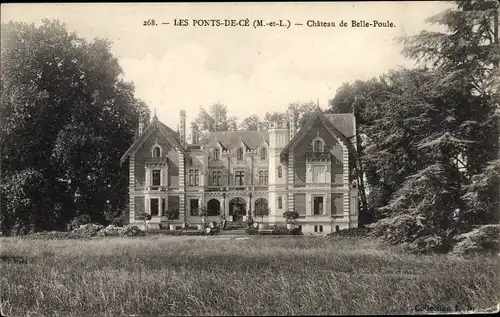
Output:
[1, 1, 499, 316]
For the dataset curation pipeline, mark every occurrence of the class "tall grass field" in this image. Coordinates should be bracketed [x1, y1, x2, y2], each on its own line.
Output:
[1, 236, 499, 316]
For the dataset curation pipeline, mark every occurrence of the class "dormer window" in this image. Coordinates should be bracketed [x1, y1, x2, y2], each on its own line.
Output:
[152, 146, 161, 157]
[260, 148, 267, 160]
[214, 148, 220, 161]
[237, 148, 244, 160]
[313, 139, 324, 152]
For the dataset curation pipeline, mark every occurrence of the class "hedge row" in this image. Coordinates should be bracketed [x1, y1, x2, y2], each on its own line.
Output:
[246, 226, 302, 236]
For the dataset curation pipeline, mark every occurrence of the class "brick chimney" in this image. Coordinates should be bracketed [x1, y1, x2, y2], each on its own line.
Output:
[191, 122, 199, 144]
[179, 110, 186, 147]
[288, 105, 296, 139]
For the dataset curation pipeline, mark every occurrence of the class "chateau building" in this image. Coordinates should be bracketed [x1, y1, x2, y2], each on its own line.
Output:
[120, 106, 359, 233]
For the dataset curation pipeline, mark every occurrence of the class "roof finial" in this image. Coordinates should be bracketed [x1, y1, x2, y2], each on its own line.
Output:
[153, 108, 157, 118]
[317, 98, 320, 109]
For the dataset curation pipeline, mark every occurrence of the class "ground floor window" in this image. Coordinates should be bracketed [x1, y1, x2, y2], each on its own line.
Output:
[168, 196, 180, 219]
[190, 199, 199, 216]
[207, 199, 221, 216]
[255, 198, 268, 214]
[150, 198, 159, 216]
[314, 225, 318, 232]
[319, 225, 323, 232]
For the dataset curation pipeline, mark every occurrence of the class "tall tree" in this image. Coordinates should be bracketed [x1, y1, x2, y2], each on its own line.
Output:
[194, 103, 238, 132]
[262, 111, 288, 131]
[261, 101, 318, 131]
[363, 0, 499, 252]
[0, 19, 149, 234]
[288, 101, 318, 130]
[328, 78, 392, 224]
[398, 0, 499, 231]
[239, 114, 264, 131]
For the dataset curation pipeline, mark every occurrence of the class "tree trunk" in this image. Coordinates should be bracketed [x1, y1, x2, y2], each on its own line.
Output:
[354, 134, 368, 221]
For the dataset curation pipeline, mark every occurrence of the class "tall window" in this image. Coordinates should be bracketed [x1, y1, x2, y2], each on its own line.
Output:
[195, 170, 199, 186]
[152, 170, 161, 186]
[235, 171, 244, 185]
[260, 148, 267, 160]
[259, 171, 264, 185]
[314, 140, 323, 152]
[313, 165, 323, 183]
[190, 199, 199, 216]
[237, 148, 244, 160]
[255, 199, 268, 214]
[264, 170, 268, 185]
[153, 146, 161, 157]
[314, 197, 323, 215]
[214, 148, 220, 160]
[212, 171, 222, 186]
[278, 196, 282, 209]
[278, 166, 282, 178]
[189, 169, 199, 186]
[212, 171, 217, 185]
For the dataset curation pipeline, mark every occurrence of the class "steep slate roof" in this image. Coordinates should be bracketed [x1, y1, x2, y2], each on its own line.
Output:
[280, 110, 357, 160]
[199, 131, 269, 150]
[196, 113, 354, 151]
[120, 116, 188, 164]
[158, 121, 180, 140]
[324, 114, 356, 139]
[120, 112, 355, 164]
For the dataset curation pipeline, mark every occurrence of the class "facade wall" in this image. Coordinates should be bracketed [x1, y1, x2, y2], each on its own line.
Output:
[134, 129, 179, 190]
[126, 114, 358, 233]
[293, 123, 343, 186]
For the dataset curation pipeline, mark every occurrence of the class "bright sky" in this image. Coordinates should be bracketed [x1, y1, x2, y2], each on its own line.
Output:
[2, 2, 454, 130]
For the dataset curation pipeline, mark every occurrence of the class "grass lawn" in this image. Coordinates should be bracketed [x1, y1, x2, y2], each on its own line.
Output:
[1, 235, 499, 316]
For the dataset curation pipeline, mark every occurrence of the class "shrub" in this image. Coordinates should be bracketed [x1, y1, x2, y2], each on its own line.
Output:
[167, 209, 179, 221]
[366, 215, 450, 253]
[272, 226, 290, 235]
[109, 212, 128, 227]
[72, 223, 104, 238]
[283, 210, 299, 223]
[452, 224, 500, 256]
[146, 229, 205, 236]
[137, 213, 152, 221]
[246, 227, 259, 235]
[98, 225, 145, 237]
[289, 227, 302, 235]
[327, 226, 371, 238]
[66, 214, 92, 231]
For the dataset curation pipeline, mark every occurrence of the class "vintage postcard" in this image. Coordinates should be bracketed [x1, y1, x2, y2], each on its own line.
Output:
[1, 2, 499, 316]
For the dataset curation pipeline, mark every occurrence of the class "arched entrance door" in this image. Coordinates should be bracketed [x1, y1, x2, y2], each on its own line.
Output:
[229, 197, 246, 222]
[207, 199, 221, 216]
